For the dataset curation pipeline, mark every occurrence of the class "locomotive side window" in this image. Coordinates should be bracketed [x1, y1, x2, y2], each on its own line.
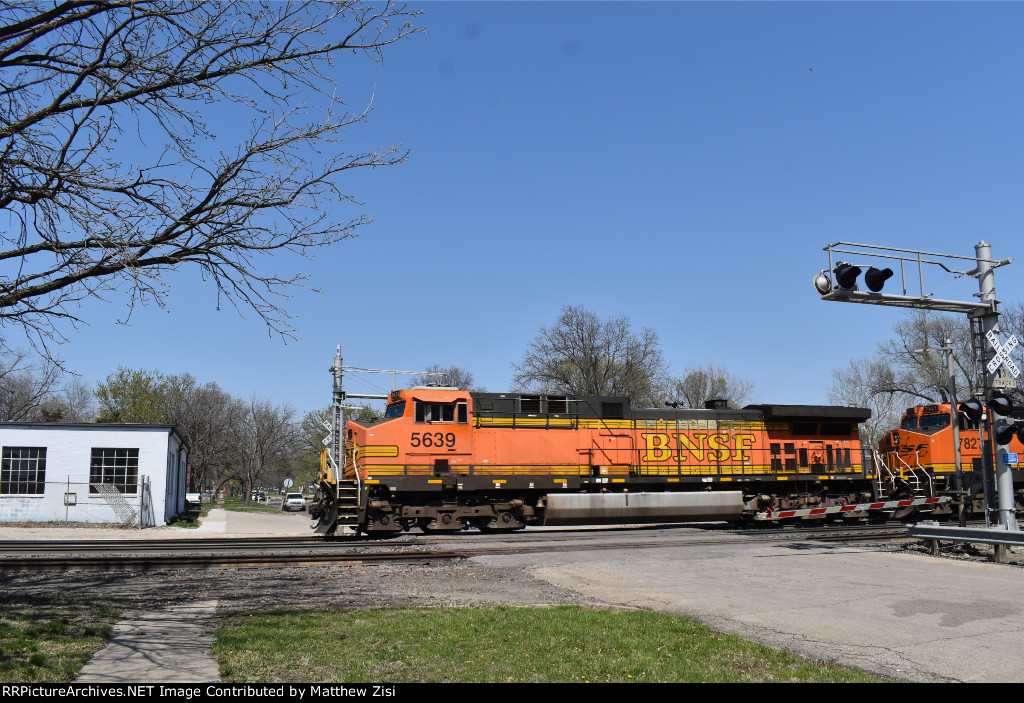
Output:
[415, 401, 455, 423]
[457, 402, 468, 424]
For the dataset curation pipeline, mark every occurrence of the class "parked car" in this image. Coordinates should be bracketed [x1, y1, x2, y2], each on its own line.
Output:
[283, 492, 306, 512]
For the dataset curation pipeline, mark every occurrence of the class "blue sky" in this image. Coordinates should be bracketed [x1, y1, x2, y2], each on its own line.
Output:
[27, 1, 1024, 415]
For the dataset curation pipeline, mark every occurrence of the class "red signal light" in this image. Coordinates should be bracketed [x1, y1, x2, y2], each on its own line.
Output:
[833, 263, 861, 289]
[864, 267, 893, 292]
[959, 398, 983, 423]
[994, 420, 1020, 445]
[989, 392, 1013, 417]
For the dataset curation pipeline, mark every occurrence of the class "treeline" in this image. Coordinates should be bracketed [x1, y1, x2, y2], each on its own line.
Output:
[826, 303, 1024, 448]
[0, 356, 339, 495]
[6, 301, 1016, 482]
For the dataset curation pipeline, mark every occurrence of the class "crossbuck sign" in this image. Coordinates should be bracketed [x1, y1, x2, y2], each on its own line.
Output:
[987, 330, 1021, 378]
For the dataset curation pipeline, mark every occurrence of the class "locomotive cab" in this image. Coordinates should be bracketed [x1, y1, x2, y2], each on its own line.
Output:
[878, 402, 1024, 513]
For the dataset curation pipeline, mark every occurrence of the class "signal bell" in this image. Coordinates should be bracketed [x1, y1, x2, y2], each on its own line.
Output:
[813, 270, 832, 296]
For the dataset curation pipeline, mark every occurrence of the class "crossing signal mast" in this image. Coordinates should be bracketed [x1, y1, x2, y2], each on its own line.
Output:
[815, 242, 1019, 531]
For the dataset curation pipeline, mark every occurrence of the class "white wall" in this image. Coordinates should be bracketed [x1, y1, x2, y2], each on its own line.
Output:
[0, 425, 187, 526]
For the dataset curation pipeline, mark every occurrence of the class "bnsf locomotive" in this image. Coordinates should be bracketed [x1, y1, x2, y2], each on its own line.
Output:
[878, 401, 1024, 515]
[312, 386, 883, 535]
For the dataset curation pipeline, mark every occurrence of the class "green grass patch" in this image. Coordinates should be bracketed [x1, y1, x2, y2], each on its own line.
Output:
[169, 500, 215, 528]
[223, 496, 287, 515]
[0, 595, 125, 683]
[214, 606, 883, 683]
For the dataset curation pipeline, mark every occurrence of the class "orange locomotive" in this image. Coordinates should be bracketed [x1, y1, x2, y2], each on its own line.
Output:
[877, 402, 1024, 515]
[313, 387, 880, 535]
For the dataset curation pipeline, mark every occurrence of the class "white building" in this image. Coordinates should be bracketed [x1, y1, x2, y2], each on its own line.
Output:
[0, 423, 188, 527]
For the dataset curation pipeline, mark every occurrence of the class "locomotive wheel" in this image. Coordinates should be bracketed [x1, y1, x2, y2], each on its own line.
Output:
[312, 487, 338, 535]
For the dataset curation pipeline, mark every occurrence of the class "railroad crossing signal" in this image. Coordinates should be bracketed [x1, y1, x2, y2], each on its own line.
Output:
[986, 331, 1020, 379]
[988, 392, 1024, 446]
[959, 398, 984, 423]
[825, 262, 894, 293]
[864, 266, 893, 292]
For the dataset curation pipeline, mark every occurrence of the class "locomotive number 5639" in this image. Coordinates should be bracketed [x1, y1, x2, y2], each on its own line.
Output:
[410, 432, 456, 448]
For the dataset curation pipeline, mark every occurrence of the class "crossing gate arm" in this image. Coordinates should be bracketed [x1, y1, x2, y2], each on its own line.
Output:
[754, 496, 950, 521]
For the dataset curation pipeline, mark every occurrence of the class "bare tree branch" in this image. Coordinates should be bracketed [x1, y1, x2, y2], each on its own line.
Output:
[669, 362, 754, 409]
[511, 305, 668, 405]
[0, 1, 421, 353]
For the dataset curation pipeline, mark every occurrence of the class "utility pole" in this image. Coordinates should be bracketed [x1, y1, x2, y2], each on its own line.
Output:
[976, 243, 1020, 531]
[916, 340, 966, 526]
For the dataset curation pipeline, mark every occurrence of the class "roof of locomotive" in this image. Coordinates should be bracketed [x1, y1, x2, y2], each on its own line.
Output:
[344, 389, 871, 426]
[466, 391, 870, 423]
[744, 404, 872, 422]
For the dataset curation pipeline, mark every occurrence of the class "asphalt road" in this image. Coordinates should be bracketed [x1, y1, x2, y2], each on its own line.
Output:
[475, 533, 1024, 683]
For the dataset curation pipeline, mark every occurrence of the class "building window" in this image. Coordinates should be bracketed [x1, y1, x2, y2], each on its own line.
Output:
[90, 448, 139, 494]
[1, 447, 46, 495]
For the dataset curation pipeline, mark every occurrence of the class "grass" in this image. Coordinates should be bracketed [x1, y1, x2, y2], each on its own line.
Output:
[223, 496, 289, 515]
[214, 606, 883, 683]
[0, 595, 125, 683]
[168, 500, 216, 528]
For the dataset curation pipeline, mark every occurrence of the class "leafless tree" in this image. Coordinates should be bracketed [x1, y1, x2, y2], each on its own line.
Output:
[39, 375, 94, 422]
[826, 356, 911, 449]
[873, 310, 974, 403]
[0, 344, 59, 419]
[0, 1, 421, 355]
[164, 373, 240, 492]
[511, 305, 668, 405]
[411, 364, 484, 391]
[231, 395, 297, 499]
[669, 362, 754, 409]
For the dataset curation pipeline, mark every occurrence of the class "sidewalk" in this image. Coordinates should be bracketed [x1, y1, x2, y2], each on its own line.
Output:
[75, 505, 314, 683]
[76, 600, 221, 683]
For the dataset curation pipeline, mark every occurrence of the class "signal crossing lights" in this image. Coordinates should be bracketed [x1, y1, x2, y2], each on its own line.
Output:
[989, 392, 1013, 417]
[959, 398, 984, 424]
[987, 392, 1024, 446]
[833, 263, 861, 290]
[826, 262, 895, 293]
[957, 395, 1023, 445]
[864, 267, 893, 292]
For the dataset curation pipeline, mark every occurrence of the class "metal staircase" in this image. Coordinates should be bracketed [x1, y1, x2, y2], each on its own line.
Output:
[335, 480, 361, 528]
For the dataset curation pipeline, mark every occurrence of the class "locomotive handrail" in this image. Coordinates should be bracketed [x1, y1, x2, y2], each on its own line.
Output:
[881, 449, 935, 498]
[344, 441, 362, 497]
[912, 453, 936, 496]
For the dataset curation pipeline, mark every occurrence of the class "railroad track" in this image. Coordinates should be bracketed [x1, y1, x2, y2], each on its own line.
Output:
[0, 522, 922, 573]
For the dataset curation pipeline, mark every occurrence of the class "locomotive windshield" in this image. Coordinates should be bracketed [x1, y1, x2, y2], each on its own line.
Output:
[917, 412, 950, 433]
[900, 415, 918, 431]
[385, 401, 406, 419]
